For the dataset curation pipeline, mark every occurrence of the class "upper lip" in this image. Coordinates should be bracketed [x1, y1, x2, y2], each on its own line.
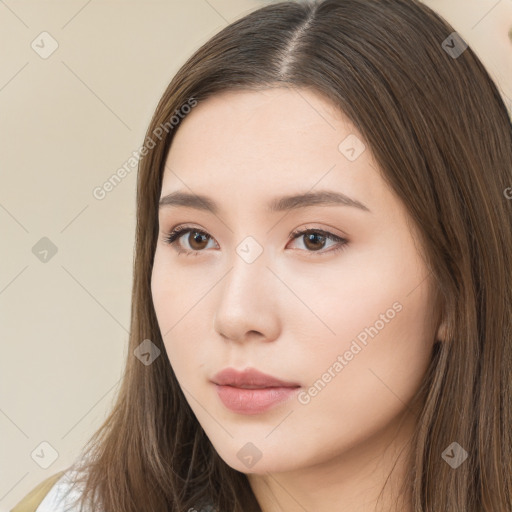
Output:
[211, 367, 300, 389]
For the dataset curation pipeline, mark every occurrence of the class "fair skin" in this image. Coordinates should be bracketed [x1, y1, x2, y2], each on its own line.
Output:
[151, 87, 445, 512]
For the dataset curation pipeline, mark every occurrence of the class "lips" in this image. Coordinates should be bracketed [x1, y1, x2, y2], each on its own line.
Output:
[211, 367, 301, 415]
[211, 367, 300, 389]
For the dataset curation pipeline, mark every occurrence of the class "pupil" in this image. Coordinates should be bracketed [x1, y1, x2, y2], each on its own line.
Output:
[306, 233, 324, 250]
[191, 232, 206, 249]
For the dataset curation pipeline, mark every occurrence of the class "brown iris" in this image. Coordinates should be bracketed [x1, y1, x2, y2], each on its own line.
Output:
[188, 231, 209, 250]
[302, 232, 327, 251]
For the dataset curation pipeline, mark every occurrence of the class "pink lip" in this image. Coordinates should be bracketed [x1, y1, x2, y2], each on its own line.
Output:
[211, 367, 301, 415]
[212, 367, 300, 388]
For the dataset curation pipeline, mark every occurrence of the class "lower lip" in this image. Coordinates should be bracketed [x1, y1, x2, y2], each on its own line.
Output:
[214, 384, 299, 414]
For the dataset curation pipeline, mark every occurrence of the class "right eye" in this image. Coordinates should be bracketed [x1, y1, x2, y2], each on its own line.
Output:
[162, 226, 218, 256]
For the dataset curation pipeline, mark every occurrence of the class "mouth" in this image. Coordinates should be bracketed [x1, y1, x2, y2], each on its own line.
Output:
[213, 383, 300, 415]
[226, 384, 295, 389]
[211, 367, 301, 415]
[211, 366, 300, 388]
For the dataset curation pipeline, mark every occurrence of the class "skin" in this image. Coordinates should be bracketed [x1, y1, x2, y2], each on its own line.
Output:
[151, 87, 446, 512]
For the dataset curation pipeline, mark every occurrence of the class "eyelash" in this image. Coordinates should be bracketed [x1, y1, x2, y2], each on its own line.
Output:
[161, 225, 349, 257]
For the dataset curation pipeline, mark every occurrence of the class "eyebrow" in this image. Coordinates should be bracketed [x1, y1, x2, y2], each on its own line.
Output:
[158, 190, 371, 214]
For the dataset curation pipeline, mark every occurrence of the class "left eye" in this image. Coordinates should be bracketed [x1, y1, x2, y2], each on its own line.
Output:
[162, 226, 348, 257]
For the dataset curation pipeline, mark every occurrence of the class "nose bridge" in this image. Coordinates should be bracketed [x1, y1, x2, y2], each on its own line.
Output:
[223, 233, 269, 303]
[213, 233, 277, 340]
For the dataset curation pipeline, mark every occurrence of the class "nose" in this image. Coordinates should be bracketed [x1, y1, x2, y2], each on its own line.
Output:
[213, 250, 280, 344]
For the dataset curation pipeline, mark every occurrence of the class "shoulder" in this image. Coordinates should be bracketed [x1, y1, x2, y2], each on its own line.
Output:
[11, 469, 214, 512]
[10, 469, 86, 512]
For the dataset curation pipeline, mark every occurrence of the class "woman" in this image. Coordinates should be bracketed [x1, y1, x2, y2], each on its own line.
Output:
[12, 0, 512, 510]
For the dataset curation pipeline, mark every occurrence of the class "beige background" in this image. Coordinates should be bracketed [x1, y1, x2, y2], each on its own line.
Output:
[1, 1, 511, 510]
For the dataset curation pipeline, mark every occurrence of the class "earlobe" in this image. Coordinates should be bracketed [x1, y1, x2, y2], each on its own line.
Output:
[436, 318, 448, 343]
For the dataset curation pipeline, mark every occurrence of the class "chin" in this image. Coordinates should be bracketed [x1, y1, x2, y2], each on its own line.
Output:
[211, 441, 305, 475]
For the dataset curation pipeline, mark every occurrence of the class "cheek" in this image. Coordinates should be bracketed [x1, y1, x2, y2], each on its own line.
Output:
[150, 250, 234, 448]
[150, 250, 209, 376]
[289, 231, 428, 348]
[151, 251, 173, 329]
[151, 249, 200, 325]
[294, 240, 435, 428]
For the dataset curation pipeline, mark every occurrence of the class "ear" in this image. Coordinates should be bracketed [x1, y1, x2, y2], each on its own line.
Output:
[436, 316, 448, 343]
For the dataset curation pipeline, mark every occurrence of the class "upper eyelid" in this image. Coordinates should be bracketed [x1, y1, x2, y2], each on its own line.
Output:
[167, 224, 344, 237]
[165, 225, 346, 246]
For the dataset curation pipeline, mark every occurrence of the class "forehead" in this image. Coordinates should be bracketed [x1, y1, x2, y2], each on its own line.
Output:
[161, 87, 390, 216]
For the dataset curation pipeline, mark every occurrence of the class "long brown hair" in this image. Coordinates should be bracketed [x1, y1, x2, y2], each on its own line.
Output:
[64, 1, 512, 510]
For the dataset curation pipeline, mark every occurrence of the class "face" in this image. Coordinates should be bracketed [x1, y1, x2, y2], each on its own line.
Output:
[151, 87, 441, 475]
